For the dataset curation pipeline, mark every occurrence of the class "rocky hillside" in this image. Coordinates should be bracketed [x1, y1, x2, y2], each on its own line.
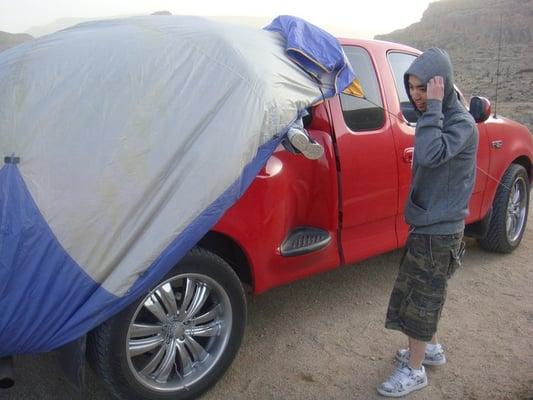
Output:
[376, 0, 533, 129]
[0, 31, 33, 52]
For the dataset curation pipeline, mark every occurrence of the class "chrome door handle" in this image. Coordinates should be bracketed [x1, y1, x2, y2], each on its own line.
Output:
[403, 147, 414, 163]
[491, 140, 503, 149]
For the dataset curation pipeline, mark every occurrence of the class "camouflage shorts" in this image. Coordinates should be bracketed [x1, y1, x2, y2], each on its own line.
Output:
[385, 232, 465, 342]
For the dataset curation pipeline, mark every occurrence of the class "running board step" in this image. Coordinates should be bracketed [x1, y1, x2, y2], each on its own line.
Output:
[280, 227, 332, 257]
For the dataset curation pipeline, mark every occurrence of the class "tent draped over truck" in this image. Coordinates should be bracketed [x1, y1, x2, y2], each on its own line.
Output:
[0, 15, 356, 355]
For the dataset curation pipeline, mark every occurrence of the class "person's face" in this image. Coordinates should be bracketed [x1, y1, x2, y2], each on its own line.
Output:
[408, 75, 427, 112]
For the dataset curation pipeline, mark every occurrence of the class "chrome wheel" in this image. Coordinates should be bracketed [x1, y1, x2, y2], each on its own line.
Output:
[126, 273, 232, 393]
[506, 176, 528, 243]
[477, 164, 530, 253]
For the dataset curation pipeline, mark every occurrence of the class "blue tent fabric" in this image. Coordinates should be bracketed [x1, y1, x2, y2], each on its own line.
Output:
[0, 15, 355, 356]
[264, 15, 355, 97]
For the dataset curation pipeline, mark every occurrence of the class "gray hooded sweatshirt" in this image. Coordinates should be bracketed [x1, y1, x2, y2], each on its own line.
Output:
[403, 48, 478, 234]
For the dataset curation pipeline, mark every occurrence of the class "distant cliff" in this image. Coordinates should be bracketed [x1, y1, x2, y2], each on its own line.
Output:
[376, 0, 532, 49]
[0, 31, 33, 52]
[376, 0, 532, 128]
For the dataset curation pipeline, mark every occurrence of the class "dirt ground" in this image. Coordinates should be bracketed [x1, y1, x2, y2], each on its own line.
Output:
[2, 203, 532, 400]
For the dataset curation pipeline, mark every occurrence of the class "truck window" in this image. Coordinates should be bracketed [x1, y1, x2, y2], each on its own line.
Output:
[387, 52, 418, 122]
[340, 46, 384, 131]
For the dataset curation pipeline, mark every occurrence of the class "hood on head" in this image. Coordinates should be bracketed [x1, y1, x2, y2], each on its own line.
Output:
[403, 48, 456, 112]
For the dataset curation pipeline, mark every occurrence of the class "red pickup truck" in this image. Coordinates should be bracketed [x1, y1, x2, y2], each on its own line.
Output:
[69, 38, 533, 400]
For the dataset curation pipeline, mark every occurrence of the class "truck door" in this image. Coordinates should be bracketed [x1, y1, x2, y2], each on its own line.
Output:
[329, 45, 399, 265]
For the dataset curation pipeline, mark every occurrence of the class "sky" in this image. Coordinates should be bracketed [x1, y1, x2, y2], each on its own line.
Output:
[0, 0, 435, 38]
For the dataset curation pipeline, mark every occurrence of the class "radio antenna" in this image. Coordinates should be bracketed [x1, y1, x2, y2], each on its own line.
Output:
[493, 14, 503, 118]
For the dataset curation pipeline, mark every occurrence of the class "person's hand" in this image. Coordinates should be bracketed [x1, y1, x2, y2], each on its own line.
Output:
[427, 76, 444, 101]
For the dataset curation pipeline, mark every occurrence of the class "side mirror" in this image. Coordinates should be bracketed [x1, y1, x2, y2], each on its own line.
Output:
[400, 101, 419, 124]
[469, 96, 491, 123]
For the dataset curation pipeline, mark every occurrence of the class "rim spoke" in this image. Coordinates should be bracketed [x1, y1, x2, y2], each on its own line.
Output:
[140, 344, 166, 376]
[508, 214, 517, 236]
[511, 185, 517, 203]
[129, 335, 164, 357]
[179, 279, 196, 320]
[130, 323, 164, 338]
[513, 183, 521, 204]
[185, 320, 221, 337]
[176, 341, 193, 375]
[507, 214, 513, 234]
[513, 214, 520, 235]
[510, 185, 517, 205]
[154, 341, 177, 383]
[157, 283, 178, 316]
[189, 305, 220, 325]
[144, 294, 169, 322]
[183, 284, 210, 321]
[184, 335, 208, 362]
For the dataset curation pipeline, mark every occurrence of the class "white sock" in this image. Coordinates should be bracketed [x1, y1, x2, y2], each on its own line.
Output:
[426, 343, 441, 354]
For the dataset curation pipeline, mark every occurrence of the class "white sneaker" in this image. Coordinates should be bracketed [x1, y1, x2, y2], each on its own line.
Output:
[377, 364, 428, 397]
[395, 344, 446, 366]
[287, 128, 324, 160]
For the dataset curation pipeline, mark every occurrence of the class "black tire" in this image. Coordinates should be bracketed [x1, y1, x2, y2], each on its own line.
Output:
[87, 247, 246, 400]
[477, 164, 530, 253]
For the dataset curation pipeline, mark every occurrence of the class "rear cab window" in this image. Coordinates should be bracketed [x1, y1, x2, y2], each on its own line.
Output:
[387, 52, 418, 123]
[340, 46, 384, 131]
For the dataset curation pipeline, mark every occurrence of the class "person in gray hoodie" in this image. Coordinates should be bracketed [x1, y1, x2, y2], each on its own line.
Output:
[377, 48, 478, 397]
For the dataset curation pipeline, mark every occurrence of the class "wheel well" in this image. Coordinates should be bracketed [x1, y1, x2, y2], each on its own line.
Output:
[513, 156, 532, 183]
[197, 232, 253, 291]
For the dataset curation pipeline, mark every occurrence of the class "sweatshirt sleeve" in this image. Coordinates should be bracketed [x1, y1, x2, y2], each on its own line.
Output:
[414, 99, 474, 168]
